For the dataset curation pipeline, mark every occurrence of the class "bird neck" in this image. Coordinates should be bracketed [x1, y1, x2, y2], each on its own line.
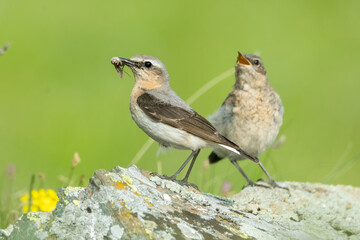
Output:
[134, 77, 169, 91]
[234, 73, 269, 91]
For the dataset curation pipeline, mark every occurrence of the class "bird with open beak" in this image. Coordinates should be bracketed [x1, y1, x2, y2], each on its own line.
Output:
[208, 52, 284, 187]
[111, 55, 263, 186]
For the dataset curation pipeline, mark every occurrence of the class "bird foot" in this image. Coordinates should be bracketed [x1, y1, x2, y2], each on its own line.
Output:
[149, 172, 175, 180]
[243, 181, 271, 189]
[149, 172, 199, 190]
[176, 179, 200, 190]
[257, 179, 289, 191]
[269, 180, 289, 191]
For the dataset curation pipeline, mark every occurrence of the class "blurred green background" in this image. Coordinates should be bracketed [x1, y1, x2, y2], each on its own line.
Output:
[1, 0, 359, 194]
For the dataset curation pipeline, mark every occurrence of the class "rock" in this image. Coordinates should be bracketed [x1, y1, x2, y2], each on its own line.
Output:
[1, 165, 359, 240]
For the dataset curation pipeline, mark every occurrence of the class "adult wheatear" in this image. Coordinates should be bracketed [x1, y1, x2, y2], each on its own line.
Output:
[111, 55, 260, 184]
[209, 52, 284, 187]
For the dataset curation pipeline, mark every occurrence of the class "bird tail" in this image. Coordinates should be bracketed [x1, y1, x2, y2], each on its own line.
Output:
[218, 136, 258, 163]
[234, 145, 258, 163]
[208, 151, 223, 164]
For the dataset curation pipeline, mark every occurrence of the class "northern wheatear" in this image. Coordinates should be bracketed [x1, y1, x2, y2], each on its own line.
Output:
[209, 52, 284, 187]
[111, 55, 259, 184]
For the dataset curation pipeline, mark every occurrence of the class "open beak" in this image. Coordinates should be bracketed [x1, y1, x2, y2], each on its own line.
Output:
[237, 52, 251, 66]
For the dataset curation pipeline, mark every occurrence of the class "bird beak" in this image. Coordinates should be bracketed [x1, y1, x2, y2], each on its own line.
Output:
[111, 57, 139, 78]
[237, 52, 251, 66]
[111, 57, 138, 68]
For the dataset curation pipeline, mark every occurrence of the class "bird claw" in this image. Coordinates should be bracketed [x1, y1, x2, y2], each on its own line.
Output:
[150, 172, 200, 191]
[256, 178, 289, 191]
[243, 181, 271, 189]
[149, 172, 199, 190]
[150, 172, 175, 180]
[149, 172, 162, 177]
[268, 180, 289, 191]
[176, 179, 200, 190]
[242, 179, 289, 190]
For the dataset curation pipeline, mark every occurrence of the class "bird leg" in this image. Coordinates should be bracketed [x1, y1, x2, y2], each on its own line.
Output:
[254, 159, 288, 189]
[169, 150, 197, 180]
[181, 149, 200, 182]
[230, 159, 270, 188]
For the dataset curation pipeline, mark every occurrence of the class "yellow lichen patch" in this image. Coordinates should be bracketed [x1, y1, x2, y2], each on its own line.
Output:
[108, 174, 120, 183]
[73, 200, 80, 207]
[64, 186, 82, 196]
[120, 200, 129, 209]
[239, 233, 249, 238]
[224, 225, 249, 238]
[133, 191, 141, 197]
[121, 174, 133, 185]
[27, 212, 42, 222]
[20, 189, 59, 213]
[129, 185, 138, 193]
[110, 175, 152, 210]
[116, 181, 126, 189]
[108, 174, 130, 190]
[145, 229, 154, 239]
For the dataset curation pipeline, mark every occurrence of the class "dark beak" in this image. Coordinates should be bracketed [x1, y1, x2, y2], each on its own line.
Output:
[237, 52, 251, 66]
[110, 57, 138, 68]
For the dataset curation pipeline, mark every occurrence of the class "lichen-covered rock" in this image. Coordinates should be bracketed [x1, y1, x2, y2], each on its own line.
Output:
[1, 165, 359, 240]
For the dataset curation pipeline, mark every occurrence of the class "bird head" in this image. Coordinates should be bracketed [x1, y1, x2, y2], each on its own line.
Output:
[111, 55, 170, 90]
[235, 52, 268, 89]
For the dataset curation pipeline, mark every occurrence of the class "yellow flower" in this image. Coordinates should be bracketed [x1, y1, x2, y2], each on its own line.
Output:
[20, 189, 58, 213]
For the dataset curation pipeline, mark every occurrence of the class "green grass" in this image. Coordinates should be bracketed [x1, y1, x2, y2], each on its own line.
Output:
[0, 0, 359, 215]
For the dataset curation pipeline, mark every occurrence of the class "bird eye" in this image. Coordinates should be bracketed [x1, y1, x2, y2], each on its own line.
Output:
[254, 60, 260, 65]
[144, 61, 152, 68]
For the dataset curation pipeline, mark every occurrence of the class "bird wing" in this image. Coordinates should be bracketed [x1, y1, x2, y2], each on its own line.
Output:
[221, 91, 236, 106]
[137, 92, 229, 145]
[137, 93, 256, 161]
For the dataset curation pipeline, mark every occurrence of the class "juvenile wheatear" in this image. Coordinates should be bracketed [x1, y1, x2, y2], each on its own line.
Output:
[111, 55, 259, 184]
[209, 52, 284, 187]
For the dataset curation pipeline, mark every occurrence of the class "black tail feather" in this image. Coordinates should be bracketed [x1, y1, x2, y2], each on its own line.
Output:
[208, 151, 223, 164]
[220, 135, 258, 163]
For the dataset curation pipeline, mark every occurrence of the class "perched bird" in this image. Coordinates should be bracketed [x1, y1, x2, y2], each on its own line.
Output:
[208, 52, 284, 187]
[110, 55, 260, 184]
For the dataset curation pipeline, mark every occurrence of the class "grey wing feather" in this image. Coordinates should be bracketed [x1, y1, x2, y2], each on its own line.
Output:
[137, 93, 232, 146]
